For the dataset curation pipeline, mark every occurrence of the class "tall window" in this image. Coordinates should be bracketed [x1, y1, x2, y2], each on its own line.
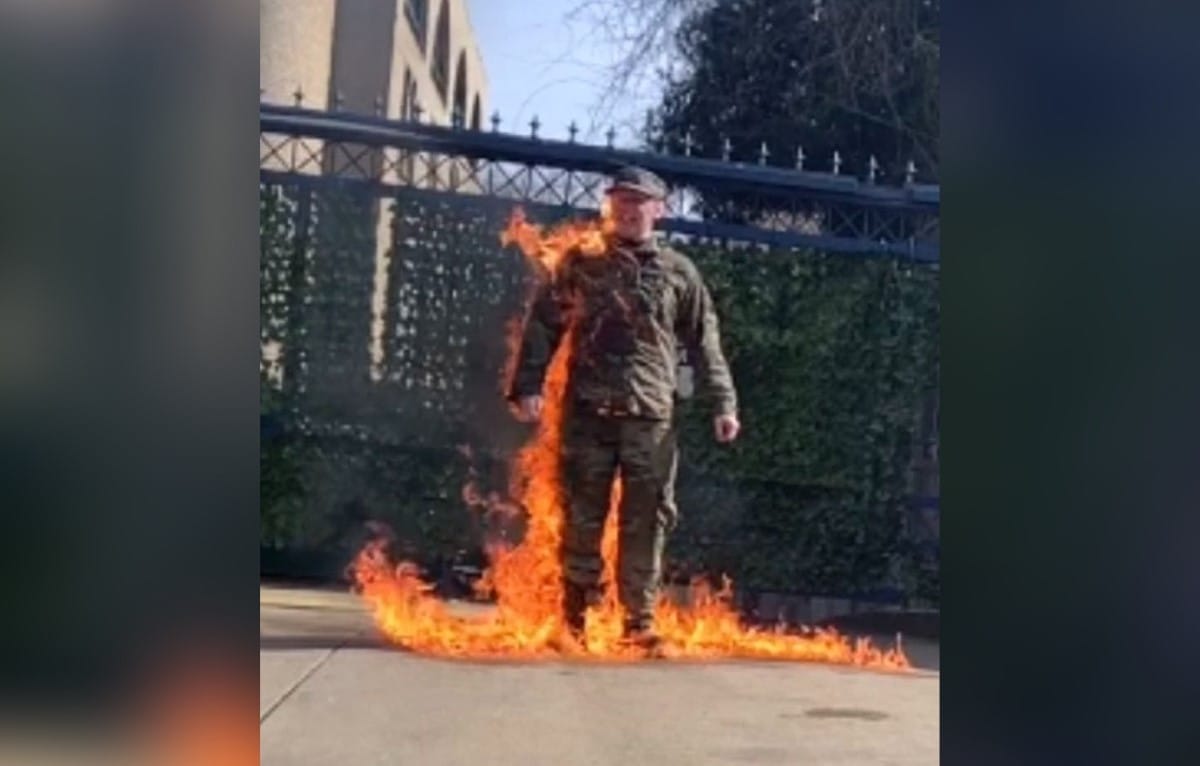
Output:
[404, 0, 428, 52]
[400, 68, 413, 120]
[470, 93, 481, 131]
[451, 50, 468, 126]
[401, 79, 419, 178]
[430, 0, 450, 103]
[468, 93, 482, 170]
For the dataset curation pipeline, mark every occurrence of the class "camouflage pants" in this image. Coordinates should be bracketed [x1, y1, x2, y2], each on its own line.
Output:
[560, 409, 678, 630]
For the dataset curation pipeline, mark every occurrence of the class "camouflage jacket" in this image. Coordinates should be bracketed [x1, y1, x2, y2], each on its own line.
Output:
[508, 236, 737, 419]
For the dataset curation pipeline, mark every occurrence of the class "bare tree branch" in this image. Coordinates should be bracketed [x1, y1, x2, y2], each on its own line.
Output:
[567, 0, 938, 176]
[565, 0, 699, 127]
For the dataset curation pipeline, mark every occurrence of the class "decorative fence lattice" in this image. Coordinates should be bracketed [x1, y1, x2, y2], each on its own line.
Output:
[260, 104, 939, 609]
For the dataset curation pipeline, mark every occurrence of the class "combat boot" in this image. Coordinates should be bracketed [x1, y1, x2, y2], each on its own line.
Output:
[562, 581, 591, 640]
[622, 616, 664, 655]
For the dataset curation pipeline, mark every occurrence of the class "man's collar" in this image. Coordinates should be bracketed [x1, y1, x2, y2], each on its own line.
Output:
[611, 234, 660, 256]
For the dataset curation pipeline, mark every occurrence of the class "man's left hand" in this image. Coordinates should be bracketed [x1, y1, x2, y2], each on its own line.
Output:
[714, 413, 740, 443]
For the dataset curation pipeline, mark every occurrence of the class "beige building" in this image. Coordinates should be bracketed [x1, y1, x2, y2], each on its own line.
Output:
[261, 0, 489, 128]
[262, 1, 491, 387]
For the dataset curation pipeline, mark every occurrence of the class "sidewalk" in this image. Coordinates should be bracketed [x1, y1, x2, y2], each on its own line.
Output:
[260, 584, 939, 765]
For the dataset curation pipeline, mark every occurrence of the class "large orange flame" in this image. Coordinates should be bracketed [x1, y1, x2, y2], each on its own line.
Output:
[349, 205, 909, 670]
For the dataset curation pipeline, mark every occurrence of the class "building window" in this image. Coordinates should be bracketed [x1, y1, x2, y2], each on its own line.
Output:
[451, 50, 468, 126]
[402, 80, 419, 179]
[400, 69, 415, 121]
[468, 93, 482, 171]
[430, 0, 450, 103]
[404, 0, 428, 51]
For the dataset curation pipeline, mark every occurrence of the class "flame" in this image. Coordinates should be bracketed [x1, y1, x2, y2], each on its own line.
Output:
[349, 205, 910, 671]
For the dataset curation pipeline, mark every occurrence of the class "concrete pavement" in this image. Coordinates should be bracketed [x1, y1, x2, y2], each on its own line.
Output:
[260, 585, 939, 765]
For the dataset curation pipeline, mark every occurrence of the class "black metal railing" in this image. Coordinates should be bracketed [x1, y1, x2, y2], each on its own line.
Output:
[260, 103, 938, 261]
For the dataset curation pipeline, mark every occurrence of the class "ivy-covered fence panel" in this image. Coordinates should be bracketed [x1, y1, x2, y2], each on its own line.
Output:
[261, 185, 938, 603]
[259, 104, 939, 605]
[667, 245, 938, 602]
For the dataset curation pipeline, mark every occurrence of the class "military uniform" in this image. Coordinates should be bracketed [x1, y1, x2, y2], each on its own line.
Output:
[508, 168, 737, 638]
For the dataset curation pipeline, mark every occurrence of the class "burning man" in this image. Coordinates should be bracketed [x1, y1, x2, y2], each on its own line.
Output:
[507, 165, 740, 650]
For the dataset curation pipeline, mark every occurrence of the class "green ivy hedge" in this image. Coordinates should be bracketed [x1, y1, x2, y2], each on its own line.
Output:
[667, 245, 938, 600]
[259, 185, 939, 603]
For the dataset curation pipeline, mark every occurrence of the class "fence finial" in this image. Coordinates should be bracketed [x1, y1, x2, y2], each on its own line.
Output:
[905, 159, 916, 184]
[293, 86, 304, 107]
[568, 121, 579, 143]
[606, 127, 616, 149]
[684, 130, 695, 157]
[868, 155, 878, 184]
[759, 141, 770, 166]
[832, 149, 842, 175]
[795, 145, 805, 170]
[491, 110, 501, 132]
[452, 106, 464, 129]
[530, 115, 541, 139]
[722, 137, 732, 161]
[412, 102, 423, 123]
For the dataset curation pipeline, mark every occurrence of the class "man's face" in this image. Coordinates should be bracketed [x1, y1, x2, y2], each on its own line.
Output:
[608, 189, 664, 243]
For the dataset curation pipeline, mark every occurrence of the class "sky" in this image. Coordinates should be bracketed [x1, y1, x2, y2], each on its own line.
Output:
[465, 0, 664, 148]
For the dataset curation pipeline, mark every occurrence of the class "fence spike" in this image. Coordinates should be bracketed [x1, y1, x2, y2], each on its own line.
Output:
[530, 115, 540, 139]
[832, 149, 842, 175]
[293, 86, 304, 107]
[759, 141, 770, 165]
[491, 110, 501, 132]
[412, 102, 423, 123]
[905, 159, 916, 184]
[568, 121, 579, 143]
[606, 127, 616, 149]
[373, 95, 384, 117]
[452, 107, 465, 129]
[868, 155, 878, 183]
[684, 131, 695, 157]
[722, 137, 732, 161]
[334, 91, 345, 111]
[795, 145, 805, 170]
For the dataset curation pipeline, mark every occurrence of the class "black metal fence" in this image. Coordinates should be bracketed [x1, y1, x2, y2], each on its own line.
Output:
[259, 102, 940, 612]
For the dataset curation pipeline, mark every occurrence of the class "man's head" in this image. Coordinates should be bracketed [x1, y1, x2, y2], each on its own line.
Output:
[605, 166, 668, 243]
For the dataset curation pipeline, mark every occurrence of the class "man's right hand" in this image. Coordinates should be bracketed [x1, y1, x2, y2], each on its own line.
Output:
[517, 395, 544, 422]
